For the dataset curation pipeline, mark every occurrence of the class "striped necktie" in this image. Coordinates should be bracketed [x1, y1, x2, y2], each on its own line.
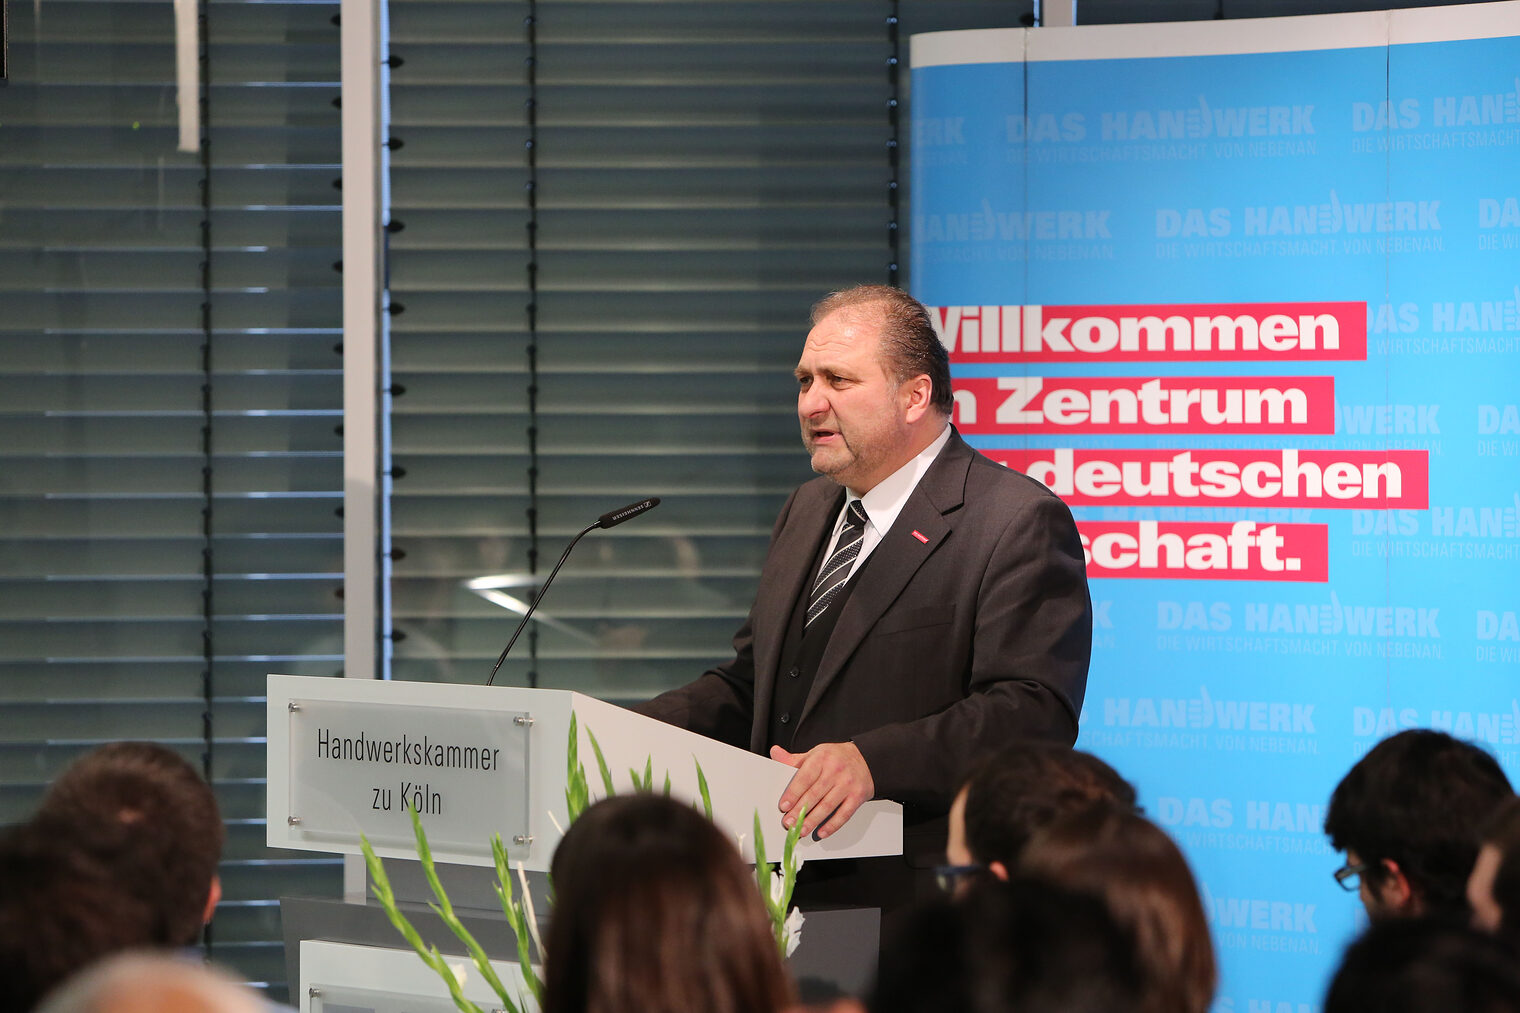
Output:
[806, 500, 868, 626]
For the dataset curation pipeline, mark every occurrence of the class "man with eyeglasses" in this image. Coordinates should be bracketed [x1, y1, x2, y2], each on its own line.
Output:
[1324, 728, 1513, 920]
[938, 743, 1137, 897]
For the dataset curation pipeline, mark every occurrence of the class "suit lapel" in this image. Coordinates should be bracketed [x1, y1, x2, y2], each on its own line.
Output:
[749, 482, 844, 751]
[796, 432, 974, 729]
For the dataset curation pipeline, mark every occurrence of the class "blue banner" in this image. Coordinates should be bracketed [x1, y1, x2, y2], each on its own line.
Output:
[912, 10, 1520, 1006]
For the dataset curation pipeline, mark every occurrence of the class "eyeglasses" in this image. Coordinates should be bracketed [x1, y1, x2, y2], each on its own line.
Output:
[1333, 860, 1371, 891]
[934, 864, 985, 893]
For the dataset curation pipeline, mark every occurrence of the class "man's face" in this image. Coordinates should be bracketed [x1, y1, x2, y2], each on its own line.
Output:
[795, 308, 915, 494]
[1469, 843, 1504, 932]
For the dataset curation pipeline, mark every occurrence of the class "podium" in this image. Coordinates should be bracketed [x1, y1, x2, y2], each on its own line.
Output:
[268, 674, 902, 1008]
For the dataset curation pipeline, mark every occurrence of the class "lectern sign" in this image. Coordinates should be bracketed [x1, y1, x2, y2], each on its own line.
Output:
[286, 698, 532, 858]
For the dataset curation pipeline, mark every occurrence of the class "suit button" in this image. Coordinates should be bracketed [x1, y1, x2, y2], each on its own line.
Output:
[788, 666, 800, 679]
[780, 713, 791, 724]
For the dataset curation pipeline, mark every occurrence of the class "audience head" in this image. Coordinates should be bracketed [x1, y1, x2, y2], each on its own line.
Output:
[0, 818, 158, 1013]
[1325, 916, 1520, 1013]
[1020, 804, 1215, 1013]
[946, 742, 1137, 887]
[544, 794, 793, 1013]
[868, 877, 1142, 1013]
[39, 742, 224, 947]
[1325, 729, 1512, 920]
[34, 953, 263, 1013]
[1468, 795, 1520, 934]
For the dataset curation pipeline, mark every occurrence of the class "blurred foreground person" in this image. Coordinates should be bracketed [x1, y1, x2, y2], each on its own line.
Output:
[1325, 729, 1512, 920]
[0, 819, 157, 1013]
[39, 742, 225, 948]
[35, 953, 263, 1013]
[1325, 917, 1520, 1013]
[1020, 804, 1215, 1013]
[1468, 794, 1520, 934]
[868, 877, 1141, 1013]
[0, 742, 233, 1012]
[940, 742, 1136, 894]
[543, 795, 794, 1013]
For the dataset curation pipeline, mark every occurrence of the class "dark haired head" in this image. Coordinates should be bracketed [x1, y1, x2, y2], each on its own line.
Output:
[810, 286, 953, 417]
[1325, 729, 1512, 919]
[955, 742, 1137, 872]
[0, 818, 159, 1013]
[868, 877, 1142, 1013]
[544, 795, 793, 1013]
[39, 741, 224, 947]
[1325, 917, 1520, 1013]
[1020, 805, 1216, 1013]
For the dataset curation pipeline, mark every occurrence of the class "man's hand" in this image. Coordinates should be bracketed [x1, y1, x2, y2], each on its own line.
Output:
[770, 741, 874, 840]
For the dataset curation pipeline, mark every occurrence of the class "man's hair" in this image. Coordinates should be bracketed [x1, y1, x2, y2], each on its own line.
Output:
[0, 818, 159, 1013]
[39, 742, 224, 947]
[35, 952, 263, 1013]
[1325, 917, 1520, 1013]
[1021, 805, 1216, 1013]
[868, 877, 1142, 1013]
[811, 285, 953, 416]
[544, 795, 794, 1013]
[1324, 729, 1512, 915]
[1480, 795, 1520, 933]
[962, 742, 1138, 868]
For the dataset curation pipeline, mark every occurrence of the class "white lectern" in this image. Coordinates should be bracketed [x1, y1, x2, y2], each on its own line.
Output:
[269, 674, 900, 1009]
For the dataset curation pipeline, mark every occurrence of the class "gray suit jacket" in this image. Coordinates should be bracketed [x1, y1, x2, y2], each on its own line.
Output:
[636, 429, 1091, 820]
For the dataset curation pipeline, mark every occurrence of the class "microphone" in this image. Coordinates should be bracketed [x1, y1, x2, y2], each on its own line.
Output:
[485, 498, 661, 686]
[597, 497, 659, 530]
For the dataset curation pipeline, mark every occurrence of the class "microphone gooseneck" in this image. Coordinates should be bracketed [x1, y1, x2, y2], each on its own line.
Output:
[485, 498, 661, 686]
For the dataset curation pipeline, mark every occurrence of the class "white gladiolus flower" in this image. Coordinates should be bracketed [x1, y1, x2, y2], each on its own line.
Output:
[768, 870, 787, 905]
[783, 908, 806, 958]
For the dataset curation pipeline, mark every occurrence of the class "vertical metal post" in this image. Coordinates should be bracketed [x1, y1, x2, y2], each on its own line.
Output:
[523, 2, 541, 688]
[340, 0, 384, 902]
[341, 0, 383, 688]
[194, 0, 216, 954]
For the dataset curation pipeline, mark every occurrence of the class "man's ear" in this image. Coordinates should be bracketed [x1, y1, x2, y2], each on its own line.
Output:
[988, 860, 1010, 882]
[901, 374, 933, 423]
[1377, 858, 1420, 915]
[203, 874, 222, 925]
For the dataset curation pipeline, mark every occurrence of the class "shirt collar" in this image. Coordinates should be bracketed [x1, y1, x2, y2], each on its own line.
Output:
[850, 424, 952, 538]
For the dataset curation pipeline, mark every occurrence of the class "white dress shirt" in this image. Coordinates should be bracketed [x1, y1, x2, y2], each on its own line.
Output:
[814, 424, 953, 585]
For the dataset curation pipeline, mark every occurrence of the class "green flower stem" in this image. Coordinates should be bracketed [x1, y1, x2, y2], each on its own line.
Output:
[408, 804, 517, 1010]
[359, 833, 488, 1013]
[492, 835, 543, 1005]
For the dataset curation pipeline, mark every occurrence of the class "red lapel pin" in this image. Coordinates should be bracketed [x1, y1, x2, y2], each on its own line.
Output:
[911, 530, 929, 544]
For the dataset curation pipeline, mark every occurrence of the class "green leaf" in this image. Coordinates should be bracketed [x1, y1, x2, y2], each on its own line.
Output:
[642, 755, 654, 792]
[695, 760, 713, 820]
[779, 804, 807, 917]
[663, 771, 672, 797]
[565, 712, 588, 821]
[586, 727, 616, 798]
[752, 809, 770, 905]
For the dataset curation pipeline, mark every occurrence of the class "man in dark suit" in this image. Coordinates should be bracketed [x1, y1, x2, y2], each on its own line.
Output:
[636, 285, 1090, 908]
